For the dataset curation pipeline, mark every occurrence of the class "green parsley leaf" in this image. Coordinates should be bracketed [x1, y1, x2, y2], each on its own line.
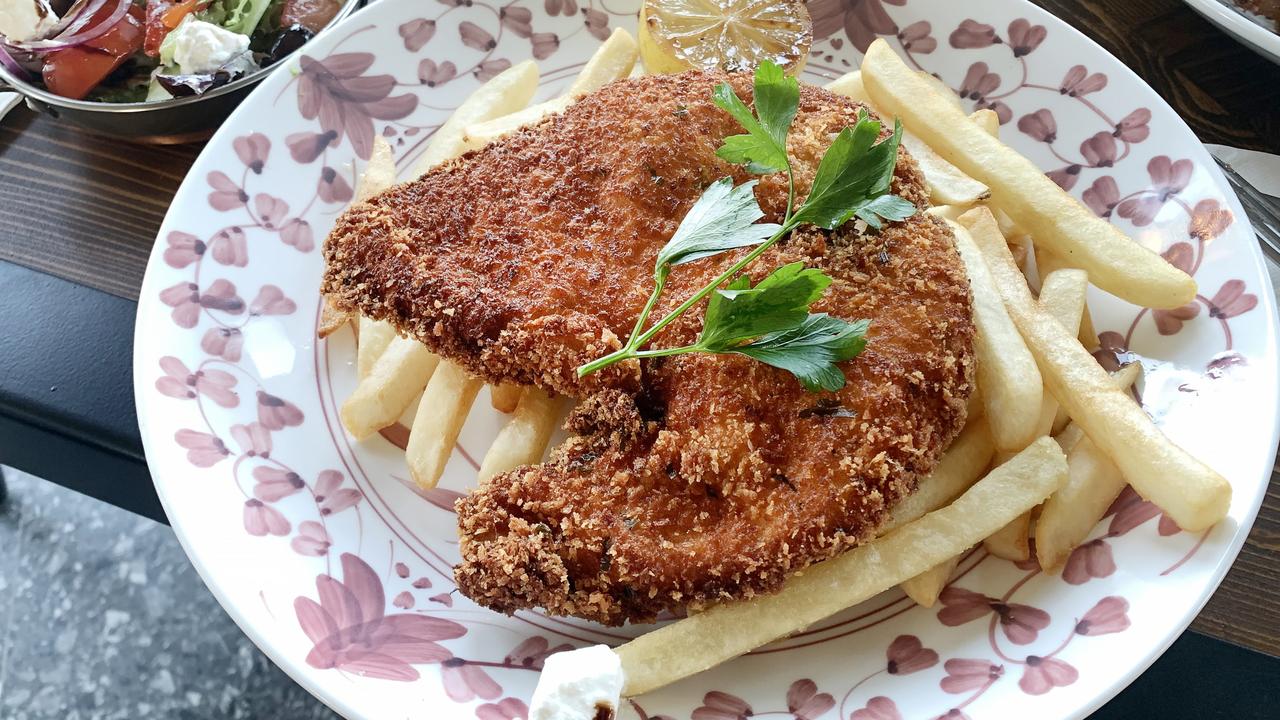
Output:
[731, 315, 870, 393]
[654, 178, 782, 271]
[790, 113, 914, 230]
[855, 194, 917, 230]
[712, 61, 799, 174]
[699, 262, 833, 349]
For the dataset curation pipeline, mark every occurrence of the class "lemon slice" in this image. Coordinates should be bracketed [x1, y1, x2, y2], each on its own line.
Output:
[638, 0, 812, 75]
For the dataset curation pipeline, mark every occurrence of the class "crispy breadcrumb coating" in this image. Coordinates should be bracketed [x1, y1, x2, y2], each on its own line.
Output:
[322, 71, 975, 625]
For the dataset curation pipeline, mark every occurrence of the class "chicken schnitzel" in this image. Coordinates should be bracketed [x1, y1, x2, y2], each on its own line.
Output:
[322, 71, 975, 625]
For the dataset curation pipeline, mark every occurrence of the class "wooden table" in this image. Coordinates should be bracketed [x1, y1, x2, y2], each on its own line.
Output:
[0, 0, 1276, 706]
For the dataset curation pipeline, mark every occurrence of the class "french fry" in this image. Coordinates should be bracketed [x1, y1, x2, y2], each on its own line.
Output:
[317, 298, 351, 338]
[406, 363, 485, 488]
[825, 72, 990, 206]
[357, 317, 398, 380]
[901, 555, 960, 608]
[946, 220, 1043, 452]
[463, 28, 638, 149]
[490, 383, 523, 414]
[463, 96, 568, 149]
[1036, 246, 1100, 351]
[1037, 362, 1146, 570]
[341, 337, 440, 439]
[822, 70, 868, 101]
[981, 267, 1090, 561]
[961, 206, 1230, 531]
[1034, 269, 1089, 435]
[983, 512, 1031, 562]
[412, 60, 540, 178]
[887, 416, 994, 529]
[616, 437, 1069, 696]
[969, 108, 1000, 136]
[1036, 435, 1126, 571]
[966, 379, 984, 420]
[357, 137, 398, 201]
[1055, 423, 1085, 454]
[1111, 361, 1143, 393]
[892, 418, 992, 596]
[862, 40, 1196, 309]
[926, 204, 963, 221]
[478, 388, 566, 482]
[565, 27, 639, 95]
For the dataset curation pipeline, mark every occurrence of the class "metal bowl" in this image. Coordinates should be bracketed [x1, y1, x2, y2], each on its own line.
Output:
[0, 0, 361, 144]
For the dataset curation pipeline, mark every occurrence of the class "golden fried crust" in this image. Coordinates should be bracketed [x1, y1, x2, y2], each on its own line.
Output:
[322, 72, 975, 625]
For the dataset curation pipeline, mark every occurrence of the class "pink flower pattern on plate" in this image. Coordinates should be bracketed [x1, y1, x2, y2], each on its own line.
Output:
[441, 656, 502, 701]
[938, 586, 1050, 644]
[315, 469, 362, 515]
[786, 679, 835, 720]
[230, 422, 271, 458]
[941, 658, 1003, 694]
[851, 696, 902, 720]
[296, 53, 417, 160]
[476, 698, 528, 720]
[291, 521, 331, 556]
[692, 691, 752, 720]
[244, 499, 291, 536]
[156, 356, 239, 407]
[1018, 656, 1078, 695]
[886, 634, 939, 675]
[295, 554, 465, 681]
[1076, 596, 1131, 636]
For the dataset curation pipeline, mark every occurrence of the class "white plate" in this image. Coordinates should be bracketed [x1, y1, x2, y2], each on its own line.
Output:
[134, 1, 1280, 718]
[1183, 0, 1280, 64]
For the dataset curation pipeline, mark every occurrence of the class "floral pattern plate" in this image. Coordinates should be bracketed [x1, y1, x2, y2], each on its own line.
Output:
[133, 1, 1280, 718]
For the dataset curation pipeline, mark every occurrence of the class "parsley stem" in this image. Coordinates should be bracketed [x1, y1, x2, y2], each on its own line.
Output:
[632, 344, 703, 359]
[630, 219, 796, 350]
[631, 268, 669, 346]
[784, 168, 796, 227]
[578, 171, 800, 379]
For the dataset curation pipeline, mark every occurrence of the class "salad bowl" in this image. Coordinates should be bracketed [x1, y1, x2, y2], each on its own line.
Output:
[0, 0, 360, 142]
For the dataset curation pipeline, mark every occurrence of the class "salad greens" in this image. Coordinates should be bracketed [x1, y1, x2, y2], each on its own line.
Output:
[0, 0, 341, 103]
[200, 0, 281, 37]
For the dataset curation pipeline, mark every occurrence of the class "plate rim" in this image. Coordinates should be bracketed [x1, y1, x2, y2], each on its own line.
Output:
[1182, 0, 1280, 64]
[130, 0, 1280, 718]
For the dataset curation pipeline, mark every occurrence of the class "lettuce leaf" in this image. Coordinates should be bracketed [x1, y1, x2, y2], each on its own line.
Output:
[199, 0, 276, 36]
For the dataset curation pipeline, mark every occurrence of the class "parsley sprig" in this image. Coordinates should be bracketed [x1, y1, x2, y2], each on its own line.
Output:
[576, 61, 915, 392]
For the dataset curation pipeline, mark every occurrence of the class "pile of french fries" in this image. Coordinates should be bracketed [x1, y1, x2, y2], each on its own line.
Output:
[319, 31, 1233, 702]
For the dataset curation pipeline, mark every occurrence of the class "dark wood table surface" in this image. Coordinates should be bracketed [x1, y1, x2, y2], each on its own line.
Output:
[0, 0, 1277, 714]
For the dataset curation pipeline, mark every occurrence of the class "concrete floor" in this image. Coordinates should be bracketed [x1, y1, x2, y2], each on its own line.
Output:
[0, 468, 339, 719]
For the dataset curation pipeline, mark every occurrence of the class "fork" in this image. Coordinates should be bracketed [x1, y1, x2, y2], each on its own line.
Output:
[1213, 156, 1280, 264]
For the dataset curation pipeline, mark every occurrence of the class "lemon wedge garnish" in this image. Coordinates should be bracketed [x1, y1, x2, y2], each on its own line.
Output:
[638, 0, 812, 75]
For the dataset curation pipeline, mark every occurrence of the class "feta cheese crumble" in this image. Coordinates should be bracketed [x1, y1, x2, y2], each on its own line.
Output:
[528, 645, 625, 720]
[161, 18, 255, 75]
[0, 0, 57, 42]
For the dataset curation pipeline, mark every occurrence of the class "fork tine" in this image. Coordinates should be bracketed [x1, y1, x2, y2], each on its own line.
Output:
[1214, 157, 1280, 264]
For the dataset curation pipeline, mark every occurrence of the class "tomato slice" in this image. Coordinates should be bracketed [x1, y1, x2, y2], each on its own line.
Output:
[143, 0, 204, 58]
[282, 0, 342, 34]
[42, 3, 145, 100]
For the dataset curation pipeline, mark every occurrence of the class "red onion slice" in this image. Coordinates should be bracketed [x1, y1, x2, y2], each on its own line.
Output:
[4, 0, 128, 52]
[44, 0, 102, 38]
[0, 44, 32, 81]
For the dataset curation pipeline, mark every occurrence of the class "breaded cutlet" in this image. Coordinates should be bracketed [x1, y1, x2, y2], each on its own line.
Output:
[322, 71, 975, 625]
